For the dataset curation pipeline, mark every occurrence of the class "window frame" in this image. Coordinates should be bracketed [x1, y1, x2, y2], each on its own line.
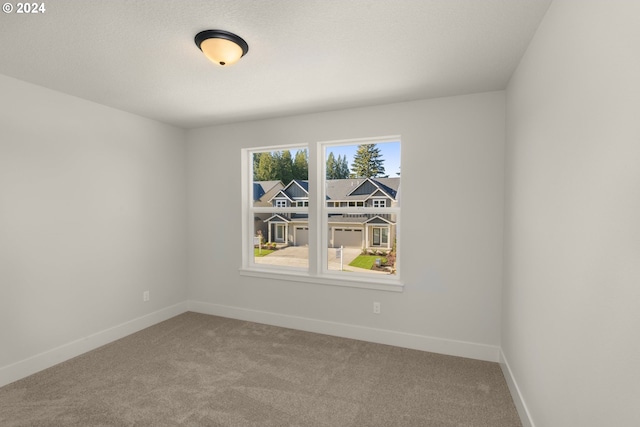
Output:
[372, 198, 387, 208]
[371, 226, 390, 246]
[240, 137, 402, 292]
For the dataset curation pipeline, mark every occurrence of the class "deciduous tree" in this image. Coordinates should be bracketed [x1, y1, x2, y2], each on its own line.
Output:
[254, 152, 278, 181]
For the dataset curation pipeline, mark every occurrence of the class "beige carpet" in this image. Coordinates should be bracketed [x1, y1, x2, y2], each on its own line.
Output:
[0, 312, 522, 426]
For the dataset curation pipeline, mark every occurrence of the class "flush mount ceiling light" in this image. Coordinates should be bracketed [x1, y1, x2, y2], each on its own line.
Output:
[194, 30, 249, 66]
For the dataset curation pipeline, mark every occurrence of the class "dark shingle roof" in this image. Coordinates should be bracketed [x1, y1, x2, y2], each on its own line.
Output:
[257, 177, 400, 201]
[253, 180, 282, 201]
[370, 178, 399, 199]
[326, 177, 399, 201]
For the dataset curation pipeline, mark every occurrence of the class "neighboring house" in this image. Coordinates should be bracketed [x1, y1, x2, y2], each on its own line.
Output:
[253, 180, 284, 241]
[258, 178, 399, 250]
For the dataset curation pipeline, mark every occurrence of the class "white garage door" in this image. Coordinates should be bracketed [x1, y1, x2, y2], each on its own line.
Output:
[295, 227, 309, 246]
[333, 228, 363, 248]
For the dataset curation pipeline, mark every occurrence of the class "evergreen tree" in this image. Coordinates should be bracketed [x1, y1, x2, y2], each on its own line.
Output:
[326, 153, 351, 179]
[326, 152, 337, 179]
[337, 154, 350, 179]
[278, 150, 294, 184]
[351, 144, 385, 178]
[292, 149, 308, 180]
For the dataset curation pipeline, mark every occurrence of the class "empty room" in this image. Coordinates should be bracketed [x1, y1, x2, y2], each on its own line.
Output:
[1, 1, 638, 426]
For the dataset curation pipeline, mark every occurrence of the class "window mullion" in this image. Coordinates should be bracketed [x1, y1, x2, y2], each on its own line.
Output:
[308, 141, 321, 276]
[242, 149, 250, 269]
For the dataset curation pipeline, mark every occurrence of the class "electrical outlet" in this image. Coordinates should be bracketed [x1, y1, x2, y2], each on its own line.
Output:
[373, 301, 381, 314]
[143, 291, 150, 302]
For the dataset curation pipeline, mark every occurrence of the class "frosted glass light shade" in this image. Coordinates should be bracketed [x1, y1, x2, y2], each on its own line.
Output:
[201, 38, 243, 66]
[195, 30, 249, 67]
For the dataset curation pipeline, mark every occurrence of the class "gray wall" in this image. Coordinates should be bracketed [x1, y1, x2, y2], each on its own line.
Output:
[503, 1, 640, 425]
[187, 92, 506, 359]
[3, 2, 639, 421]
[0, 75, 188, 378]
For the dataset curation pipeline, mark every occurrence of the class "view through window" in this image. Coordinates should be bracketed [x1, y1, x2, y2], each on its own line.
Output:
[323, 141, 400, 276]
[246, 139, 400, 281]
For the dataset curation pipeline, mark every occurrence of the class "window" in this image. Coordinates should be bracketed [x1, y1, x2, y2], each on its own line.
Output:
[372, 227, 389, 246]
[241, 137, 401, 291]
[248, 146, 309, 269]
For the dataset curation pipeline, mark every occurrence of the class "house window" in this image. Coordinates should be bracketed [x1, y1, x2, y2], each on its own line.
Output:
[372, 227, 389, 246]
[241, 137, 401, 290]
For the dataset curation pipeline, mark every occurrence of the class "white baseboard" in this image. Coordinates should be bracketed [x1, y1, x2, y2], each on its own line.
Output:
[0, 302, 188, 388]
[500, 349, 535, 427]
[1, 300, 504, 390]
[188, 300, 501, 362]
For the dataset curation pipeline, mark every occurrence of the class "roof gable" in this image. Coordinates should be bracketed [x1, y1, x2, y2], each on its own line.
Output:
[371, 178, 399, 199]
[364, 215, 394, 225]
[263, 214, 290, 223]
[253, 180, 283, 202]
[264, 178, 399, 202]
[269, 190, 294, 203]
[346, 178, 398, 200]
[369, 189, 388, 198]
[349, 179, 379, 196]
[282, 179, 309, 199]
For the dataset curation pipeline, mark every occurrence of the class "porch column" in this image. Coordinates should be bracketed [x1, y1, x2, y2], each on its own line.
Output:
[365, 226, 369, 249]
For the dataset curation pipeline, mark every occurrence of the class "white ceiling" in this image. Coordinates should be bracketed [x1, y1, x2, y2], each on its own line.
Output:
[0, 0, 551, 129]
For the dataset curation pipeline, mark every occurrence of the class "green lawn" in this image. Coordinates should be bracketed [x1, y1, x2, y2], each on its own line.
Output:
[349, 255, 388, 270]
[254, 248, 275, 257]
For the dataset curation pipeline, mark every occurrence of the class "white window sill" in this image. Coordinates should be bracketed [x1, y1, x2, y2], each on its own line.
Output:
[239, 268, 404, 292]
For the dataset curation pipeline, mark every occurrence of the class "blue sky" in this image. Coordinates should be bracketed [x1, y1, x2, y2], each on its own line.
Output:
[325, 141, 401, 177]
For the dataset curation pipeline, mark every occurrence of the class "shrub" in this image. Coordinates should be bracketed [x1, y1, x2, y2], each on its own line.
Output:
[386, 252, 396, 266]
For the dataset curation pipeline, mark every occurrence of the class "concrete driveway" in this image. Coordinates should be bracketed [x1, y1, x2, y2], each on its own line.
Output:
[254, 246, 364, 271]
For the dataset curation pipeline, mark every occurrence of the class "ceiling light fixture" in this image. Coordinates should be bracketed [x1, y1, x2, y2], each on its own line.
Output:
[194, 30, 249, 66]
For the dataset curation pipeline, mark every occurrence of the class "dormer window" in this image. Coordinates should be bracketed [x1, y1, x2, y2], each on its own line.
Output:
[372, 199, 386, 208]
[275, 199, 287, 208]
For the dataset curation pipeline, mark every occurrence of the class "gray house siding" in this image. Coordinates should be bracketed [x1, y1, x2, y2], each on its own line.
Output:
[285, 182, 308, 199]
[350, 180, 377, 196]
[257, 177, 399, 249]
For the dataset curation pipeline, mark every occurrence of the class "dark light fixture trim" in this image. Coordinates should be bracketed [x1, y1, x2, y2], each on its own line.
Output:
[194, 30, 249, 66]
